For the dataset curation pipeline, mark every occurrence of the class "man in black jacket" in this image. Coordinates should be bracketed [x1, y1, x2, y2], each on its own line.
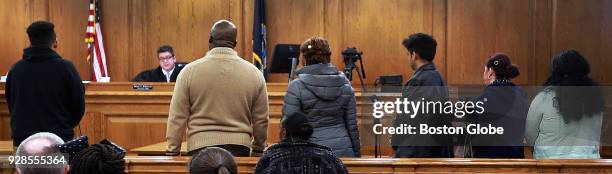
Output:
[132, 45, 185, 82]
[6, 21, 85, 147]
[392, 33, 454, 158]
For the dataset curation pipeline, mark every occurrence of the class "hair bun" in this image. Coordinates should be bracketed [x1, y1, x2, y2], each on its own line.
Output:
[487, 53, 520, 79]
[506, 64, 520, 79]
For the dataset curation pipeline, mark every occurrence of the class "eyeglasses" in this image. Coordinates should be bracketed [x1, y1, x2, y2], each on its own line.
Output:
[158, 56, 175, 61]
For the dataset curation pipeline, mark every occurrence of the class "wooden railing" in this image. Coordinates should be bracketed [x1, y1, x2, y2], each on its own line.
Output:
[2, 156, 612, 174]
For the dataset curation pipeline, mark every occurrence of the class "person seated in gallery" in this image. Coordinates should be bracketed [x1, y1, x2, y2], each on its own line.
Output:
[254, 112, 348, 174]
[132, 45, 187, 82]
[69, 143, 126, 174]
[467, 53, 529, 158]
[15, 132, 69, 174]
[525, 50, 604, 159]
[189, 147, 238, 174]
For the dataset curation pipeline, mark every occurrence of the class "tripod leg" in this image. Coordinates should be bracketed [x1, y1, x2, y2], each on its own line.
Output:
[354, 66, 366, 92]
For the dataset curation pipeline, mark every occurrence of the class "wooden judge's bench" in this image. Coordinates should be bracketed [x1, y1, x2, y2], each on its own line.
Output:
[2, 82, 612, 173]
[0, 82, 387, 155]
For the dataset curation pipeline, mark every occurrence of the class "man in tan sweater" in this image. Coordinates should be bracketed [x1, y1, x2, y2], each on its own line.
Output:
[165, 20, 269, 157]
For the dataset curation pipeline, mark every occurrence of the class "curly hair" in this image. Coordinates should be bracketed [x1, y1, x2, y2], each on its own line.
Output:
[69, 144, 125, 174]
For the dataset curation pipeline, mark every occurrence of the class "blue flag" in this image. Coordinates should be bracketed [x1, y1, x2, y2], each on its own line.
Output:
[253, 0, 267, 78]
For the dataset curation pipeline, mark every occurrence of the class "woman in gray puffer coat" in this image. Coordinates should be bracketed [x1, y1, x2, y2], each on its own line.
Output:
[282, 37, 361, 157]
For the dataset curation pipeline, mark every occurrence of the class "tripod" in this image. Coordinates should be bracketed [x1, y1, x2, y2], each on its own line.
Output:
[342, 47, 380, 157]
[343, 57, 366, 92]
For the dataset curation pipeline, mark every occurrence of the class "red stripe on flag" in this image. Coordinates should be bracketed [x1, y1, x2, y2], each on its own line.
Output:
[93, 36, 106, 77]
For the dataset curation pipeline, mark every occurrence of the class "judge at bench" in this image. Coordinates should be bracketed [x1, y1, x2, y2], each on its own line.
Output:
[132, 45, 186, 82]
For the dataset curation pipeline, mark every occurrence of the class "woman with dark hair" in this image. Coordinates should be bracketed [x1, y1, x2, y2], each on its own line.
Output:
[254, 112, 348, 174]
[468, 53, 530, 158]
[189, 147, 237, 174]
[525, 50, 605, 159]
[282, 36, 361, 157]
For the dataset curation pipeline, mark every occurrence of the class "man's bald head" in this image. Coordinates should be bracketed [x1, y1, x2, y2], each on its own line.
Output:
[16, 132, 68, 174]
[209, 20, 238, 49]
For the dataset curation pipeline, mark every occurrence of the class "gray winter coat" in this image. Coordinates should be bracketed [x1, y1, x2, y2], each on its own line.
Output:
[282, 63, 361, 157]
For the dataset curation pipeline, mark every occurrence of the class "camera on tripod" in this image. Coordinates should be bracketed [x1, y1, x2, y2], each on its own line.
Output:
[341, 47, 366, 92]
[342, 47, 366, 82]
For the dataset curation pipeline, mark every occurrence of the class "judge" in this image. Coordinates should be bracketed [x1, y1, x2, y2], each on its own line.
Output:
[133, 45, 186, 82]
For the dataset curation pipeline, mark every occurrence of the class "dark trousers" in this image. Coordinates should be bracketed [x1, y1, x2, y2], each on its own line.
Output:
[13, 133, 73, 146]
[472, 146, 524, 158]
[393, 146, 454, 158]
[188, 144, 251, 157]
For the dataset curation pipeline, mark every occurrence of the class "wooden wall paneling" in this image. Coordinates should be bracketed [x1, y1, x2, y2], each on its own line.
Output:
[128, 0, 146, 81]
[25, 0, 49, 22]
[48, 0, 90, 80]
[341, 0, 432, 85]
[433, 0, 448, 81]
[447, 0, 531, 85]
[552, 0, 612, 85]
[0, 1, 28, 76]
[265, 0, 326, 68]
[531, 0, 553, 85]
[242, 0, 254, 63]
[101, 0, 129, 81]
[230, 0, 246, 59]
[323, 0, 343, 74]
[142, 0, 230, 73]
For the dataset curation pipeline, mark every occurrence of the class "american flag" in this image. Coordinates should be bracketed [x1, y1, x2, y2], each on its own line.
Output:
[85, 0, 108, 81]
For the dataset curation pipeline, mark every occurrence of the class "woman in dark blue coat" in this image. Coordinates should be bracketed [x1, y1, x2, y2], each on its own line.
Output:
[469, 53, 529, 158]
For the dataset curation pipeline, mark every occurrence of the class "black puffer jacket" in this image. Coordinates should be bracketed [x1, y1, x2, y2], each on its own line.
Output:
[282, 63, 361, 157]
[254, 138, 348, 174]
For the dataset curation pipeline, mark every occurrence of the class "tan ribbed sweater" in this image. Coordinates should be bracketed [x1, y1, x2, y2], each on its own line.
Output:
[165, 47, 269, 154]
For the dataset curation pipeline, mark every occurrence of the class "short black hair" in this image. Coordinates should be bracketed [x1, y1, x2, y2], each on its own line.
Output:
[27, 21, 56, 47]
[402, 33, 437, 62]
[157, 45, 174, 56]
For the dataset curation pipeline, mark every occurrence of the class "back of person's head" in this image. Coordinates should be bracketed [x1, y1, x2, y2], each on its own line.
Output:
[402, 33, 437, 62]
[543, 50, 604, 123]
[486, 53, 520, 79]
[27, 21, 56, 48]
[300, 36, 332, 65]
[209, 20, 238, 49]
[189, 147, 237, 174]
[157, 45, 175, 56]
[16, 132, 67, 174]
[281, 112, 314, 140]
[69, 144, 125, 174]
